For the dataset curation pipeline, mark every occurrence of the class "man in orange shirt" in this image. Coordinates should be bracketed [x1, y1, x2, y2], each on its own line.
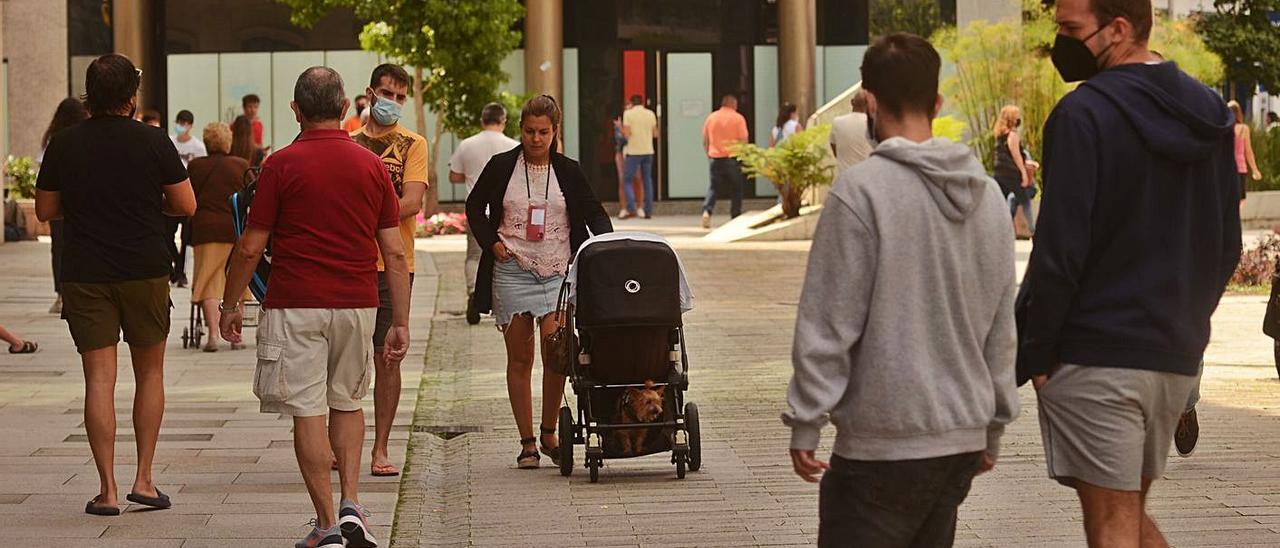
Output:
[701, 94, 750, 228]
[342, 94, 369, 133]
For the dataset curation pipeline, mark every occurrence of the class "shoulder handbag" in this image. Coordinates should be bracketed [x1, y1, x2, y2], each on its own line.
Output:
[541, 278, 577, 377]
[1264, 259, 1280, 340]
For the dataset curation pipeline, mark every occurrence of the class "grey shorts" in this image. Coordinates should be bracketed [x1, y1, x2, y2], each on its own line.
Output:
[1037, 363, 1200, 492]
[373, 272, 414, 352]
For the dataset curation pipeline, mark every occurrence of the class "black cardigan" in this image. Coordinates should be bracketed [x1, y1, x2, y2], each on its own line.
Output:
[465, 146, 613, 314]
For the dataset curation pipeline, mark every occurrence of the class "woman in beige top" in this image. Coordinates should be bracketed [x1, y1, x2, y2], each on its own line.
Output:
[466, 96, 613, 469]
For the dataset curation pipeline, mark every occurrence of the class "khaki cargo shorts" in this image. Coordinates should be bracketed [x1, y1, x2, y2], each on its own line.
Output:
[254, 308, 376, 417]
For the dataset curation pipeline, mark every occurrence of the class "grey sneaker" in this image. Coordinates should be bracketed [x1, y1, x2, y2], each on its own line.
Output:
[296, 523, 344, 548]
[339, 499, 378, 547]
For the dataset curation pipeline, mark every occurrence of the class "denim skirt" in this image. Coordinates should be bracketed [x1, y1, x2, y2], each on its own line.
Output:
[492, 258, 564, 330]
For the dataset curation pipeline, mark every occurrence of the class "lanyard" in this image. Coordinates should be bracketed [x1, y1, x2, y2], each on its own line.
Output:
[524, 155, 551, 202]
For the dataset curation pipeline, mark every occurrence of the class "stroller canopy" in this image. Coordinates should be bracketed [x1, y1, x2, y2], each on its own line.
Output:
[568, 232, 694, 329]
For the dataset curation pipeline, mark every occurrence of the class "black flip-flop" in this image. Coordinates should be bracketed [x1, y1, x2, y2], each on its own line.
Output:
[85, 495, 120, 516]
[125, 489, 171, 510]
[8, 341, 37, 354]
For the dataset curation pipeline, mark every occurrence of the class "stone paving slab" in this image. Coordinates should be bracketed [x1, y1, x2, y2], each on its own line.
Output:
[0, 240, 437, 545]
[392, 221, 1280, 547]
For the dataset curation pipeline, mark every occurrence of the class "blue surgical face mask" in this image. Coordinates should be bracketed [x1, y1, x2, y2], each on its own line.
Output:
[174, 124, 190, 136]
[371, 95, 403, 126]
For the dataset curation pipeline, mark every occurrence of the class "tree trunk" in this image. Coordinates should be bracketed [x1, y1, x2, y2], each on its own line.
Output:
[778, 183, 803, 219]
[426, 116, 444, 216]
[414, 67, 439, 216]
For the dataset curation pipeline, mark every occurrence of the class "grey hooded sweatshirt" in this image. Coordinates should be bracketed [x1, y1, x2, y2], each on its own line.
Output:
[783, 137, 1020, 461]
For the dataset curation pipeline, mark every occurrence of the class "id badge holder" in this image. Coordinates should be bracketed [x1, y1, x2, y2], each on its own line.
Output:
[527, 204, 546, 241]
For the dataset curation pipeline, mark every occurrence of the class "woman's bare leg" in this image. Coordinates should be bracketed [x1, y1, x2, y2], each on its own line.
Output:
[200, 299, 221, 349]
[538, 313, 566, 449]
[504, 314, 537, 452]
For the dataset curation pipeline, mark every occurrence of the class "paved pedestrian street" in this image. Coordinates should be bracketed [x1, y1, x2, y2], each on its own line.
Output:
[2, 218, 1279, 547]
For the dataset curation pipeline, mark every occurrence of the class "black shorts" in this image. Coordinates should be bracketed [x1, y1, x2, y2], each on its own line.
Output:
[373, 272, 414, 351]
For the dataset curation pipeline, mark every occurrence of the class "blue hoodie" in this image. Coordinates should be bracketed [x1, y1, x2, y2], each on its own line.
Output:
[1017, 61, 1242, 383]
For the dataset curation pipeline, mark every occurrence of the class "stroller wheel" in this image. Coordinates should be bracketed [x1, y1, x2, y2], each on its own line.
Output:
[558, 406, 574, 477]
[686, 403, 702, 472]
[181, 328, 191, 349]
[676, 454, 687, 479]
[588, 458, 600, 483]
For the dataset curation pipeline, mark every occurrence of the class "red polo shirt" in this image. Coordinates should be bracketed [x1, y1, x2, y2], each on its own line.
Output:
[247, 129, 400, 309]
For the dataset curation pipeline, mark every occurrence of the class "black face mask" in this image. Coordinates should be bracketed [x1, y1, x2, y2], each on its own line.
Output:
[1051, 23, 1115, 83]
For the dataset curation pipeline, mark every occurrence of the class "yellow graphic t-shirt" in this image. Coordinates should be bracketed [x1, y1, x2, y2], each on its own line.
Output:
[351, 123, 429, 272]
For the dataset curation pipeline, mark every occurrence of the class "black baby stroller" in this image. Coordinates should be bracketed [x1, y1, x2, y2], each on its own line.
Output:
[553, 232, 700, 483]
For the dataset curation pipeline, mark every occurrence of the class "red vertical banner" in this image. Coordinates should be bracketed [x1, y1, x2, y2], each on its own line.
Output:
[623, 50, 647, 105]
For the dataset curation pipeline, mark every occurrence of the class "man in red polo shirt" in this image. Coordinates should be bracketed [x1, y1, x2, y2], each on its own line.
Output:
[221, 66, 409, 548]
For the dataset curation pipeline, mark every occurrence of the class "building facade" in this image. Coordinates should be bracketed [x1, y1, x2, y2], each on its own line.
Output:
[4, 0, 1021, 204]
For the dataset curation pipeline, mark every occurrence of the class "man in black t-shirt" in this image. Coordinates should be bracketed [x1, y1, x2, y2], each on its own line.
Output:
[35, 53, 197, 517]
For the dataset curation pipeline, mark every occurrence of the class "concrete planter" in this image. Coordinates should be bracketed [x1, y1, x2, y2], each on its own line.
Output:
[16, 199, 49, 239]
[1242, 191, 1280, 230]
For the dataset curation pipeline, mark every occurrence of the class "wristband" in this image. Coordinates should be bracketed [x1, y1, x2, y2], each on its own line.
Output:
[218, 302, 240, 313]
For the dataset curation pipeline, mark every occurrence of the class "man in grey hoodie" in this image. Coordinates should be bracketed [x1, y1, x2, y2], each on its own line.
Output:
[783, 33, 1019, 548]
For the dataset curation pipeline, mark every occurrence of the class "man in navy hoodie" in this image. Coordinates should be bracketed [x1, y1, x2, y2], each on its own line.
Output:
[1020, 0, 1241, 546]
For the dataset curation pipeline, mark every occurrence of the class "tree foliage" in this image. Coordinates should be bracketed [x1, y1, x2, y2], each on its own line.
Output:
[278, 0, 523, 137]
[935, 0, 1224, 172]
[870, 0, 944, 39]
[1197, 0, 1280, 93]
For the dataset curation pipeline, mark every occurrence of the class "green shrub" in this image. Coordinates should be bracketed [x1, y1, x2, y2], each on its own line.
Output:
[730, 124, 835, 219]
[4, 156, 38, 199]
[1250, 127, 1280, 193]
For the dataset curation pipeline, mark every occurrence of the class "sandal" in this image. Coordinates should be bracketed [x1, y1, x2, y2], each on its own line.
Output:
[371, 461, 401, 477]
[517, 437, 541, 469]
[85, 495, 120, 516]
[8, 341, 37, 354]
[539, 425, 561, 466]
[126, 488, 171, 510]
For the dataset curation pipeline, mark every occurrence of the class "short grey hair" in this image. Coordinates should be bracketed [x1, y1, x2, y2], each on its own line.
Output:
[481, 102, 507, 126]
[294, 66, 346, 122]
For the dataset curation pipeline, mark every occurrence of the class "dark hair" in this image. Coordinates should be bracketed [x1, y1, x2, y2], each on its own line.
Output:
[630, 94, 644, 106]
[242, 94, 260, 107]
[861, 33, 941, 118]
[141, 109, 162, 124]
[370, 63, 411, 90]
[354, 94, 369, 104]
[42, 98, 89, 149]
[521, 94, 562, 150]
[850, 89, 868, 113]
[1268, 111, 1279, 124]
[721, 94, 738, 107]
[775, 102, 798, 130]
[84, 54, 139, 116]
[230, 115, 256, 163]
[1090, 0, 1153, 42]
[481, 102, 507, 126]
[176, 109, 194, 124]
[293, 66, 346, 122]
[521, 94, 562, 127]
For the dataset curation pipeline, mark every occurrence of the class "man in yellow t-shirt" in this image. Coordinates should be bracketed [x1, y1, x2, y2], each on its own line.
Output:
[621, 94, 659, 218]
[350, 63, 427, 478]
